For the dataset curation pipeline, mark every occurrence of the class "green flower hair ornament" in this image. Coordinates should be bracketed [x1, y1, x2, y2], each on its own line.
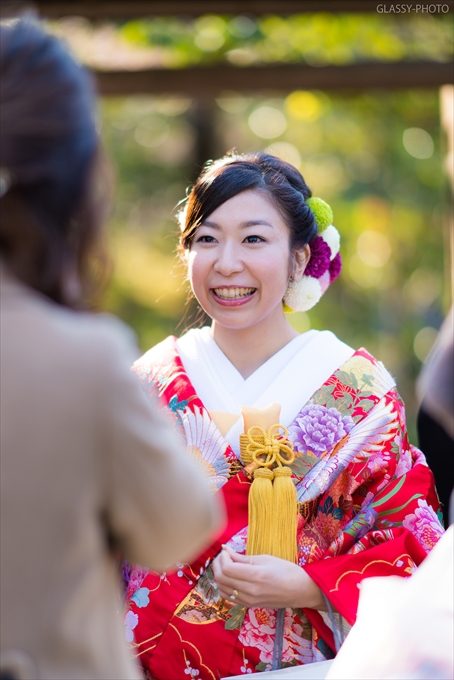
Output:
[283, 196, 342, 313]
[306, 196, 333, 230]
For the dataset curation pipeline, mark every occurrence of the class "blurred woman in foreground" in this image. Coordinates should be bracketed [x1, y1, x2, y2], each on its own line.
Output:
[0, 18, 223, 680]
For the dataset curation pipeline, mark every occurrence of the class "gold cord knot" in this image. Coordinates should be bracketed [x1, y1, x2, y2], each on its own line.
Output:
[242, 424, 295, 469]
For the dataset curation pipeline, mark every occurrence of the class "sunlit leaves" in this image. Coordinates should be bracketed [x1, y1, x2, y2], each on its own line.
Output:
[117, 13, 453, 68]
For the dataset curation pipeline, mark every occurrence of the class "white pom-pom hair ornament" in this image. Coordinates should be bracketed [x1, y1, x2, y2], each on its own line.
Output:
[320, 224, 340, 259]
[283, 275, 322, 313]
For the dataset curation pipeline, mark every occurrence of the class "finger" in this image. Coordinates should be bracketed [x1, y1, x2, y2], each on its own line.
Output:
[214, 552, 265, 595]
[215, 574, 244, 595]
[214, 566, 260, 596]
[217, 587, 236, 602]
[222, 546, 251, 563]
[217, 586, 254, 608]
[212, 548, 232, 580]
[219, 559, 260, 582]
[227, 551, 283, 568]
[214, 570, 257, 596]
[213, 554, 245, 591]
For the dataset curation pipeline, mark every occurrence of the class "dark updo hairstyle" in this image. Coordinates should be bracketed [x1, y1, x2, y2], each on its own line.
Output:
[179, 152, 317, 251]
[0, 18, 109, 308]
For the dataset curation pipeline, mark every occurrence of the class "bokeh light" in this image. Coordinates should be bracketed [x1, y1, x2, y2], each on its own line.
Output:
[348, 254, 387, 289]
[285, 91, 324, 122]
[194, 16, 226, 51]
[264, 142, 301, 168]
[354, 197, 391, 234]
[403, 127, 434, 160]
[248, 105, 287, 139]
[356, 230, 392, 268]
[403, 268, 442, 310]
[302, 157, 348, 194]
[228, 16, 257, 39]
[413, 326, 438, 362]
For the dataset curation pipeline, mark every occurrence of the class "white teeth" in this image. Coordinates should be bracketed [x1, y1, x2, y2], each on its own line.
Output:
[214, 287, 255, 299]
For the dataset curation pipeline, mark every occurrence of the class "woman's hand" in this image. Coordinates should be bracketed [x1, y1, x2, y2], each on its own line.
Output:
[212, 546, 325, 610]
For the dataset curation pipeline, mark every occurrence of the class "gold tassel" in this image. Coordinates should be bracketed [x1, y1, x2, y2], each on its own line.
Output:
[270, 466, 298, 563]
[240, 416, 298, 562]
[246, 467, 274, 556]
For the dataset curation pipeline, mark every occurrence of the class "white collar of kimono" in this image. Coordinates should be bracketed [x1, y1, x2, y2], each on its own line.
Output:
[177, 327, 354, 456]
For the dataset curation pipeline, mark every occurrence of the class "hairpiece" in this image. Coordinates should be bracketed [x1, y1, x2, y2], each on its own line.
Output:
[284, 196, 342, 312]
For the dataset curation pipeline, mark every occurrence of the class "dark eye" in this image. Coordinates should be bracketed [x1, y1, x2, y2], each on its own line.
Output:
[195, 234, 216, 243]
[244, 235, 265, 244]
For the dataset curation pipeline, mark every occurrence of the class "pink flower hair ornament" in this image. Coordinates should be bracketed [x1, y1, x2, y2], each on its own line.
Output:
[284, 196, 342, 312]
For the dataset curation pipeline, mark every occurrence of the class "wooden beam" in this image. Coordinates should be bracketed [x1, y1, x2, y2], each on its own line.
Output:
[33, 0, 451, 20]
[94, 61, 454, 96]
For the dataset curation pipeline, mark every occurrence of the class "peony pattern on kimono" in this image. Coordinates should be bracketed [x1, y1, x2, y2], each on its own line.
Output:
[238, 609, 313, 669]
[295, 398, 396, 505]
[223, 527, 248, 555]
[395, 445, 413, 476]
[403, 499, 444, 552]
[286, 621, 315, 665]
[238, 608, 276, 667]
[289, 404, 354, 457]
[366, 448, 393, 492]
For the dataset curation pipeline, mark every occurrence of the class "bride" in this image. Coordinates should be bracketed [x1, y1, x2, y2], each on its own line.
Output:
[124, 152, 443, 679]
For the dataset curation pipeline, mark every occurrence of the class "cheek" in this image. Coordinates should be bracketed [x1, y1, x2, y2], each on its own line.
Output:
[186, 252, 197, 292]
[261, 248, 292, 289]
[187, 251, 207, 298]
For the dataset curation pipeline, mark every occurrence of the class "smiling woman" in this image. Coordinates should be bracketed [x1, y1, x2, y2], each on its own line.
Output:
[123, 152, 443, 679]
[186, 189, 309, 376]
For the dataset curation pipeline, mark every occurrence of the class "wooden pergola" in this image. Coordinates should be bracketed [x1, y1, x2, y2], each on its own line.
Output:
[32, 0, 454, 206]
[34, 0, 454, 95]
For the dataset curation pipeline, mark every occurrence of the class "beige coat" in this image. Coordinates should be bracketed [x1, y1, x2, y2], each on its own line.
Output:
[0, 270, 223, 680]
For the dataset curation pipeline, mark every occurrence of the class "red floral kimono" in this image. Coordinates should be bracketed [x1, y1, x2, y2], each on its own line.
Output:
[124, 336, 443, 680]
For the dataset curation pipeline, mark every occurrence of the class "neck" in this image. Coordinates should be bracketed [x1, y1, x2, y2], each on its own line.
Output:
[211, 313, 298, 379]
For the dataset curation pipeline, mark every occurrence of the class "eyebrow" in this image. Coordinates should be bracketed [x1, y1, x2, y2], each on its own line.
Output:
[201, 219, 274, 229]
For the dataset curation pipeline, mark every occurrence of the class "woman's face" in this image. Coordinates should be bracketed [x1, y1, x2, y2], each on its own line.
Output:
[187, 189, 297, 334]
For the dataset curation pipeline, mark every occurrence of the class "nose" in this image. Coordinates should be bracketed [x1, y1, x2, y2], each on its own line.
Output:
[213, 242, 244, 276]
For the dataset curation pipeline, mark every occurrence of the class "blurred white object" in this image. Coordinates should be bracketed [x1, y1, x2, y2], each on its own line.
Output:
[417, 306, 454, 439]
[225, 659, 333, 679]
[327, 525, 453, 680]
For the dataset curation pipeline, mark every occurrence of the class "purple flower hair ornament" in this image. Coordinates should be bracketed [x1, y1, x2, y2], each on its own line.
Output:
[284, 197, 342, 312]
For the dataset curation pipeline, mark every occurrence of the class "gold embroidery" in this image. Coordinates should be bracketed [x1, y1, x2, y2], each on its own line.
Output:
[330, 553, 414, 592]
[169, 623, 217, 680]
[132, 631, 162, 649]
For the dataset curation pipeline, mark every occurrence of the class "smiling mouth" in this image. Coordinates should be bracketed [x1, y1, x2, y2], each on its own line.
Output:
[212, 287, 256, 300]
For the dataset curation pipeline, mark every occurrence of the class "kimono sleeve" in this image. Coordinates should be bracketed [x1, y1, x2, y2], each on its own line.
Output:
[97, 324, 224, 573]
[303, 389, 444, 626]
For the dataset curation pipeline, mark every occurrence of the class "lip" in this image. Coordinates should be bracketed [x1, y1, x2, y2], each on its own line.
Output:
[210, 286, 257, 307]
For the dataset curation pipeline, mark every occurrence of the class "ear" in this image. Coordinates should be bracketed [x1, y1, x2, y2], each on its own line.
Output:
[291, 244, 310, 281]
